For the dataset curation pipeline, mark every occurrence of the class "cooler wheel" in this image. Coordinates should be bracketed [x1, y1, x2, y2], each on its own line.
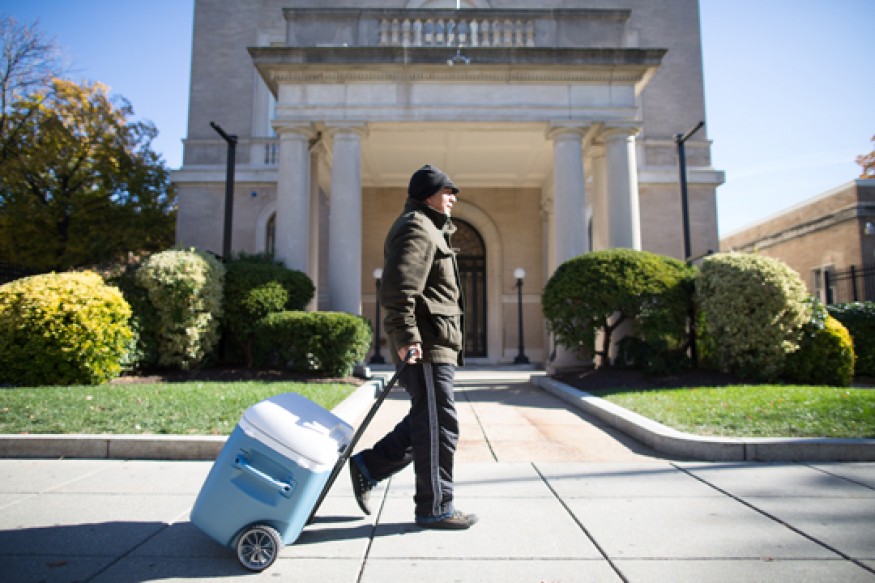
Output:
[236, 524, 282, 571]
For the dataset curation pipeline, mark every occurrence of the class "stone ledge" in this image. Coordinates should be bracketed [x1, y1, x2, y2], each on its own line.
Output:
[530, 374, 875, 462]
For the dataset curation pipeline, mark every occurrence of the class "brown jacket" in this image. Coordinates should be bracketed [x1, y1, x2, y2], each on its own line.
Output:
[379, 198, 465, 365]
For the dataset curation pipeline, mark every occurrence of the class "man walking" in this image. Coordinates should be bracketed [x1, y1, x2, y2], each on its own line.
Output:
[349, 164, 477, 530]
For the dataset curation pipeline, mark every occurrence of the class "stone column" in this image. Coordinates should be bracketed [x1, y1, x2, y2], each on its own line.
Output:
[603, 126, 642, 250]
[586, 144, 609, 250]
[546, 124, 590, 373]
[273, 122, 313, 273]
[327, 123, 368, 315]
[547, 125, 589, 267]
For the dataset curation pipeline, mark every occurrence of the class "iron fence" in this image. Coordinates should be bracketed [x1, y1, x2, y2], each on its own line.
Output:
[824, 264, 875, 304]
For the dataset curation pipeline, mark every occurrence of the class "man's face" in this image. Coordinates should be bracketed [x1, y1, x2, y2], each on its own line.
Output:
[425, 187, 457, 216]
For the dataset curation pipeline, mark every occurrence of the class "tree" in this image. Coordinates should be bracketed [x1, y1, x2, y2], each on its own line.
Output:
[1, 16, 62, 162]
[542, 249, 695, 368]
[0, 78, 176, 271]
[856, 135, 874, 179]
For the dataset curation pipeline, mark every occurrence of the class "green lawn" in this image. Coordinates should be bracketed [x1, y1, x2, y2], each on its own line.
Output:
[589, 385, 875, 439]
[0, 381, 357, 435]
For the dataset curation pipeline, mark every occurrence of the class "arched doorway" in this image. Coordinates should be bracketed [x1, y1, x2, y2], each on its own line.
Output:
[453, 218, 487, 358]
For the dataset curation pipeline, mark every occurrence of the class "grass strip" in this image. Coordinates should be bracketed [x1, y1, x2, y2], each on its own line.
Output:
[0, 381, 357, 435]
[589, 385, 875, 439]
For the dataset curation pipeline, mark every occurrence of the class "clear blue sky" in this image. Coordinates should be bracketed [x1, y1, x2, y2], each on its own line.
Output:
[4, 1, 874, 236]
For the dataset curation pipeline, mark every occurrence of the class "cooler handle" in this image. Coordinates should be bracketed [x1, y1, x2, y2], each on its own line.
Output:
[234, 453, 296, 499]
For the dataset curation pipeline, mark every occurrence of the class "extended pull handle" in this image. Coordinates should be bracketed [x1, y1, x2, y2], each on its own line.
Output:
[234, 454, 296, 499]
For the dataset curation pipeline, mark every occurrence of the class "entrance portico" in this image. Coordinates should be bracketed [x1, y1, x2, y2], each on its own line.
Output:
[254, 41, 658, 363]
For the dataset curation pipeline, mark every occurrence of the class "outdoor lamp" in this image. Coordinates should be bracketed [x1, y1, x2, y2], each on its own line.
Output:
[513, 268, 529, 365]
[370, 269, 385, 364]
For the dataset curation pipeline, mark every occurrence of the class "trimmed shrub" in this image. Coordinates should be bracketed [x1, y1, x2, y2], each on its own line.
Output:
[223, 255, 314, 367]
[135, 248, 225, 370]
[696, 253, 810, 381]
[255, 311, 372, 377]
[784, 305, 855, 386]
[827, 302, 875, 377]
[107, 261, 161, 371]
[542, 249, 695, 369]
[0, 271, 133, 386]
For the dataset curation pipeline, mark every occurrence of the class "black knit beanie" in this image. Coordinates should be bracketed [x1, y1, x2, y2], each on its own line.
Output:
[408, 164, 459, 200]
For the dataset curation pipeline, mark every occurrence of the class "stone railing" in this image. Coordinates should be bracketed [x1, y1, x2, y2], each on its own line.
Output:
[378, 16, 534, 48]
[283, 9, 630, 50]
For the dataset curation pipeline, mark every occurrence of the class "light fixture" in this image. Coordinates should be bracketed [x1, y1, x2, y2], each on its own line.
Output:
[513, 268, 529, 365]
[447, 49, 470, 66]
[865, 221, 875, 236]
[369, 268, 385, 364]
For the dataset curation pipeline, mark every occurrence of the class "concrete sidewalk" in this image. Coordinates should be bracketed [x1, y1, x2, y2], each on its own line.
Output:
[1, 371, 874, 581]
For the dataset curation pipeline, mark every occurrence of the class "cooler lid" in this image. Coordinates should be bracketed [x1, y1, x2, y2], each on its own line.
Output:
[238, 392, 353, 471]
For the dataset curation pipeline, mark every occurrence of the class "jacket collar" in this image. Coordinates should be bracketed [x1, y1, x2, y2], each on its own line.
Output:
[405, 197, 456, 234]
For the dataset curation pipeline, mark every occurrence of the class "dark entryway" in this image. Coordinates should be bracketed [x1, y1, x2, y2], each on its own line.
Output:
[453, 218, 487, 358]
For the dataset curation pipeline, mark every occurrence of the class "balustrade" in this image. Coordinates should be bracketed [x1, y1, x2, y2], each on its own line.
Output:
[378, 15, 535, 48]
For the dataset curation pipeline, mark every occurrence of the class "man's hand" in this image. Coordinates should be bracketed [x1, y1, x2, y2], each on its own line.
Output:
[398, 343, 421, 364]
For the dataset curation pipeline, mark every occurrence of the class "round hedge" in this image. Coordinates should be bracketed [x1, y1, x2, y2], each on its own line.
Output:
[0, 271, 133, 386]
[696, 253, 810, 381]
[784, 314, 855, 386]
[542, 248, 695, 367]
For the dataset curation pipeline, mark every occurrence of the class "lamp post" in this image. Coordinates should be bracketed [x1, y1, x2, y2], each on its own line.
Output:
[675, 121, 704, 263]
[513, 268, 529, 365]
[210, 121, 238, 261]
[369, 268, 385, 364]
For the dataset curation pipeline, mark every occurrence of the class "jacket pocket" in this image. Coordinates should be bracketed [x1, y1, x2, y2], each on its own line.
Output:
[421, 299, 463, 351]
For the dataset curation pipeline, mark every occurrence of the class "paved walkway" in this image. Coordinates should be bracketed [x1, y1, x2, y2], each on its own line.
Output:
[1, 371, 874, 582]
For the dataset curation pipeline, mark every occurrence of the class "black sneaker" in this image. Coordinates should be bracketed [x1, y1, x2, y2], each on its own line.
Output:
[416, 510, 478, 530]
[349, 458, 374, 515]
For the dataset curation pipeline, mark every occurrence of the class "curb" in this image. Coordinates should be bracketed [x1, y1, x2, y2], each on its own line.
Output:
[0, 379, 385, 461]
[530, 374, 875, 462]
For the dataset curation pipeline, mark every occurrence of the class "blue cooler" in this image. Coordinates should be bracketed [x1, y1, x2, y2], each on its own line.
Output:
[191, 392, 353, 566]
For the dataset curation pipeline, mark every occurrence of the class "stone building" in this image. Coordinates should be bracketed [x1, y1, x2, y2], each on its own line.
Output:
[721, 179, 875, 304]
[172, 0, 723, 365]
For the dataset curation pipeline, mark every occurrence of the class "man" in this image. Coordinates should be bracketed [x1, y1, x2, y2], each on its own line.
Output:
[348, 164, 477, 530]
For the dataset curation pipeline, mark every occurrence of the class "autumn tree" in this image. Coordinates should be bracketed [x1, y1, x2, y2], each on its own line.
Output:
[0, 78, 176, 271]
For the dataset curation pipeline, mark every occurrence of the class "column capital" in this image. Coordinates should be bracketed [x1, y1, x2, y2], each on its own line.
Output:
[545, 121, 589, 142]
[601, 123, 642, 141]
[272, 120, 315, 138]
[324, 121, 369, 140]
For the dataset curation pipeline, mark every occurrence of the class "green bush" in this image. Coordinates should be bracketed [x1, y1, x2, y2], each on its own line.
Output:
[107, 260, 161, 370]
[0, 271, 133, 386]
[696, 253, 810, 381]
[255, 311, 372, 377]
[135, 248, 225, 370]
[542, 249, 695, 369]
[827, 302, 875, 377]
[784, 307, 855, 386]
[223, 255, 314, 367]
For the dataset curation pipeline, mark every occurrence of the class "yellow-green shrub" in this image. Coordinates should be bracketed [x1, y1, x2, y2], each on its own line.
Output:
[785, 312, 856, 386]
[0, 271, 132, 386]
[135, 248, 225, 370]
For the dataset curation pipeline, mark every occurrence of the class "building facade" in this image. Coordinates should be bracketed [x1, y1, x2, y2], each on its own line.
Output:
[721, 179, 875, 304]
[172, 0, 723, 365]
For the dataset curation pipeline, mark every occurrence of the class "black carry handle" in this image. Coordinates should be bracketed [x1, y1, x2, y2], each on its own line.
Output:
[307, 349, 417, 523]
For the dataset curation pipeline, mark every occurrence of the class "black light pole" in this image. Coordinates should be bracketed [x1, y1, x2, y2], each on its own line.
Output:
[369, 268, 386, 364]
[513, 268, 529, 365]
[675, 121, 705, 262]
[210, 121, 237, 261]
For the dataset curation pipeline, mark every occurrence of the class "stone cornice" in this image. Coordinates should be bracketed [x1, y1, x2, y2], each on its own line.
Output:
[250, 46, 665, 93]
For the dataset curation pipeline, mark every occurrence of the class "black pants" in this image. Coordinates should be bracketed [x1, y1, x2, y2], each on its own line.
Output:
[359, 362, 458, 518]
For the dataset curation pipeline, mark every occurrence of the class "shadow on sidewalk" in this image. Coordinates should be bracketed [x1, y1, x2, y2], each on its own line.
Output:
[0, 521, 249, 580]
